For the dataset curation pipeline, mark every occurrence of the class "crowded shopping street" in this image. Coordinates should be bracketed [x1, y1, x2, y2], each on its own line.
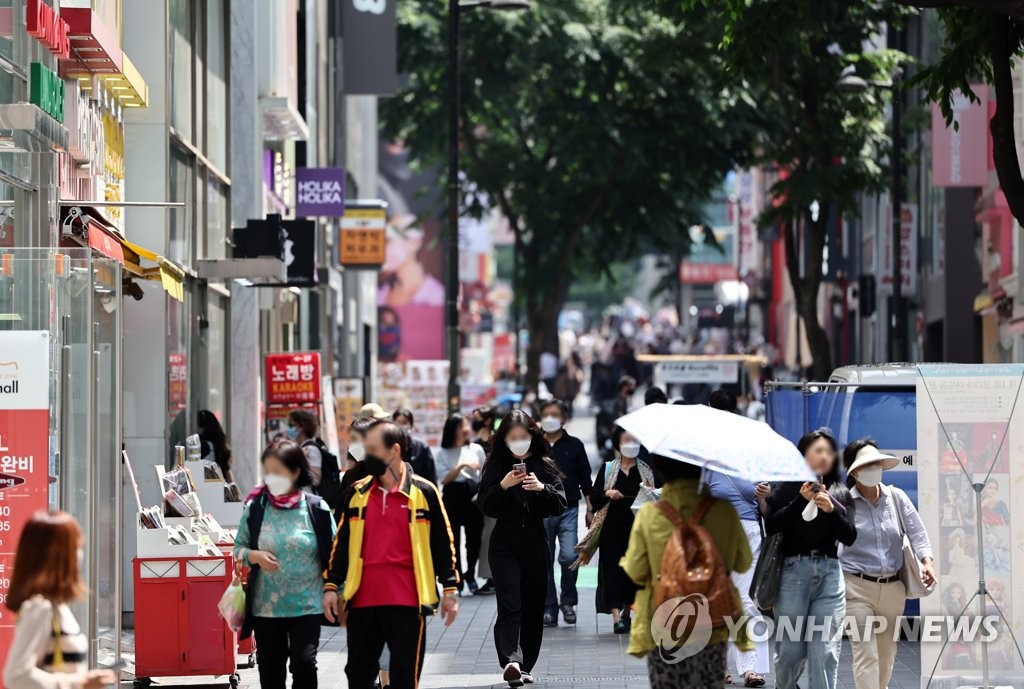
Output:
[2, 1, 1024, 689]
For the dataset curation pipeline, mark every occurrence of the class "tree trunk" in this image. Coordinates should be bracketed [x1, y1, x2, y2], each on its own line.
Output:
[523, 269, 573, 394]
[782, 215, 833, 380]
[990, 12, 1024, 226]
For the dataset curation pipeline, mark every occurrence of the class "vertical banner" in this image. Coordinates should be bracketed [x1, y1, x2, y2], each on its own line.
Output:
[342, 0, 398, 95]
[917, 365, 1024, 686]
[0, 331, 51, 673]
[880, 202, 918, 296]
[931, 85, 988, 188]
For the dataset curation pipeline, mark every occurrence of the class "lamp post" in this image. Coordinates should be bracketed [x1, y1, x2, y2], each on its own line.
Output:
[446, 0, 529, 414]
[837, 32, 905, 362]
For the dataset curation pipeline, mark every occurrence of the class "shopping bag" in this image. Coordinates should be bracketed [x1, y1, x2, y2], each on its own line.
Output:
[748, 520, 783, 613]
[890, 487, 935, 599]
[217, 575, 246, 632]
[631, 485, 660, 515]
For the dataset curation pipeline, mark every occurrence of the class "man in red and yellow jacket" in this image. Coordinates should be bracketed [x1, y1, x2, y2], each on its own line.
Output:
[324, 419, 459, 689]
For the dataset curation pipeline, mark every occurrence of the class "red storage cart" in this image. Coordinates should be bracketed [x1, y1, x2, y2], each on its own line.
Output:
[133, 555, 240, 688]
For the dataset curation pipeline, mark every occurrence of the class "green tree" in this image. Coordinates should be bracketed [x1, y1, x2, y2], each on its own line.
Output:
[668, 1, 903, 379]
[889, 2, 1024, 224]
[381, 0, 757, 389]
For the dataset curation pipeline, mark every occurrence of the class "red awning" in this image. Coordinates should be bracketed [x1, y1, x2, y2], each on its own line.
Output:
[59, 6, 122, 77]
[59, 205, 124, 264]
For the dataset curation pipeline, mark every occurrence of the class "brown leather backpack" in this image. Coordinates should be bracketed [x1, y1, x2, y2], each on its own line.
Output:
[655, 497, 739, 630]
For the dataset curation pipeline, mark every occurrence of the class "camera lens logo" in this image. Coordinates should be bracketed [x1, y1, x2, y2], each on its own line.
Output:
[651, 594, 714, 663]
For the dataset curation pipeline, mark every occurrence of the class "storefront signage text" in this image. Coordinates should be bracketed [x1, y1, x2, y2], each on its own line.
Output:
[265, 352, 322, 405]
[26, 0, 70, 60]
[29, 62, 64, 123]
[0, 332, 52, 670]
[340, 205, 386, 266]
[295, 168, 346, 217]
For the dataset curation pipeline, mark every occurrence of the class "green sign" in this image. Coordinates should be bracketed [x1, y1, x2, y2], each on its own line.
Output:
[29, 62, 64, 123]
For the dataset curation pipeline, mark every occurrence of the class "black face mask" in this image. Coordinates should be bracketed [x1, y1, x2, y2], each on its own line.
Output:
[364, 454, 389, 477]
[471, 420, 485, 432]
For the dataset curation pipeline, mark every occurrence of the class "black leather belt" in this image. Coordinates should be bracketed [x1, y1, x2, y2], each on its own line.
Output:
[848, 571, 900, 584]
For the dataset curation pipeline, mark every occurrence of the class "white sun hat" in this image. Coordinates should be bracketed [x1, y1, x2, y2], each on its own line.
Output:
[848, 444, 900, 474]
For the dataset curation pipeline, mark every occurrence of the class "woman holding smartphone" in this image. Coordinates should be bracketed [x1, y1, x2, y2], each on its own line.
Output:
[764, 430, 857, 689]
[478, 410, 567, 687]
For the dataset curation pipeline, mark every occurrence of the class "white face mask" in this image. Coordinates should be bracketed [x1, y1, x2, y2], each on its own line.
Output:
[348, 441, 366, 462]
[620, 442, 641, 459]
[264, 473, 294, 497]
[856, 465, 884, 488]
[540, 416, 563, 434]
[508, 439, 532, 457]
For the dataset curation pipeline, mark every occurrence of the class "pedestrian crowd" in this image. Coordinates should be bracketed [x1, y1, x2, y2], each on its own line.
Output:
[3, 385, 936, 689]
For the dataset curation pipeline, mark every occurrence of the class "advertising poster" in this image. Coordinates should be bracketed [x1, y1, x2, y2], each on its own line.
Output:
[265, 352, 322, 405]
[333, 378, 364, 448]
[917, 364, 1024, 687]
[378, 141, 445, 362]
[376, 361, 448, 448]
[0, 331, 51, 671]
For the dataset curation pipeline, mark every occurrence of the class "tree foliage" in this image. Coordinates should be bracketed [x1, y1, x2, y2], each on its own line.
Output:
[891, 1, 1024, 225]
[381, 0, 760, 387]
[662, 0, 904, 378]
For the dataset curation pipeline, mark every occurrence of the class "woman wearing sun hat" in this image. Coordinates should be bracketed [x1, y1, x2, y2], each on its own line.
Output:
[839, 439, 936, 689]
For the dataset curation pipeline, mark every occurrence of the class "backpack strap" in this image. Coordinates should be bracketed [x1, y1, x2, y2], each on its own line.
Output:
[656, 499, 685, 528]
[692, 496, 716, 524]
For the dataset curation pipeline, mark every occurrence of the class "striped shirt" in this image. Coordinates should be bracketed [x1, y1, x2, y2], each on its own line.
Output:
[3, 597, 89, 689]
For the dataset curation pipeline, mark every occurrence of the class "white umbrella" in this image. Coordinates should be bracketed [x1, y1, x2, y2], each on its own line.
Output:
[615, 403, 815, 483]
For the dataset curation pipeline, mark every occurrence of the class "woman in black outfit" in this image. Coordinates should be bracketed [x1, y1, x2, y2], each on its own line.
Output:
[198, 409, 233, 482]
[764, 430, 857, 689]
[478, 410, 567, 688]
[589, 427, 656, 634]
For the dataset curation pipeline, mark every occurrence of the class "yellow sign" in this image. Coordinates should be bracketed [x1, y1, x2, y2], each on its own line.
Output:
[339, 208, 386, 266]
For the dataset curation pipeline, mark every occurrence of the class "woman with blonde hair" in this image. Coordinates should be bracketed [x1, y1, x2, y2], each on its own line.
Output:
[4, 511, 116, 689]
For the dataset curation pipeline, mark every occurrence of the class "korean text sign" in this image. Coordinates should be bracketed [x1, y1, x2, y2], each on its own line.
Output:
[0, 331, 51, 675]
[265, 352, 322, 405]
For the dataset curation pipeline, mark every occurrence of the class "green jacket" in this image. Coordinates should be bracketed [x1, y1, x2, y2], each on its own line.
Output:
[620, 479, 753, 657]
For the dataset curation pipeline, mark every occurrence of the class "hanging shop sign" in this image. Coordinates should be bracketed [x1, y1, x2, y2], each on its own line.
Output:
[282, 218, 317, 286]
[931, 85, 988, 188]
[0, 331, 52, 670]
[339, 202, 387, 267]
[332, 378, 364, 447]
[295, 168, 346, 217]
[343, 0, 397, 95]
[26, 0, 70, 59]
[657, 360, 740, 385]
[265, 352, 322, 405]
[29, 63, 65, 124]
[879, 202, 918, 295]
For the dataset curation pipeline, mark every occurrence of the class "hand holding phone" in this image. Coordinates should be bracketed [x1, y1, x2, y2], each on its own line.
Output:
[513, 463, 527, 474]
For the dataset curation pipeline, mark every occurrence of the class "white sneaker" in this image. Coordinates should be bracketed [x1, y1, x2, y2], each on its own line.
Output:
[503, 662, 523, 687]
[522, 671, 535, 684]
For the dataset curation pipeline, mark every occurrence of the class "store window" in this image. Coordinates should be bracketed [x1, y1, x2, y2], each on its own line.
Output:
[169, 0, 193, 140]
[206, 0, 228, 172]
[169, 144, 194, 264]
[167, 292, 189, 467]
[206, 176, 228, 260]
[206, 294, 228, 419]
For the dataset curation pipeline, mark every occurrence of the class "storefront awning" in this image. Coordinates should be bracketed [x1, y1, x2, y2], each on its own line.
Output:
[119, 238, 186, 303]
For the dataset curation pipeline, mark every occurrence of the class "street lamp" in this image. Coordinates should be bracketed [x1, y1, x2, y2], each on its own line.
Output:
[446, 0, 530, 414]
[836, 50, 906, 363]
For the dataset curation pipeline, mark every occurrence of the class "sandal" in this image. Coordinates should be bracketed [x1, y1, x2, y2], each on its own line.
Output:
[743, 672, 766, 687]
[725, 674, 732, 685]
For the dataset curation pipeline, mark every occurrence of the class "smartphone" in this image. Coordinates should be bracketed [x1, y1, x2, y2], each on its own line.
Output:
[810, 482, 823, 494]
[513, 463, 527, 474]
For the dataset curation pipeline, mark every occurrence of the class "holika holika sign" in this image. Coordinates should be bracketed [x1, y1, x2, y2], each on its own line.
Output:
[295, 168, 346, 218]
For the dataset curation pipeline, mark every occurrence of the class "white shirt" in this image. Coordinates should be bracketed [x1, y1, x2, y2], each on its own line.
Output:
[4, 597, 89, 689]
[434, 444, 485, 485]
[539, 352, 558, 380]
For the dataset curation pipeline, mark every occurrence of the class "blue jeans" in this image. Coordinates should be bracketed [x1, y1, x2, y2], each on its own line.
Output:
[544, 504, 580, 614]
[772, 555, 845, 689]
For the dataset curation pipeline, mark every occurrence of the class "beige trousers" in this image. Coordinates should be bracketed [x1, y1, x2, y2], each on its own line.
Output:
[843, 572, 906, 689]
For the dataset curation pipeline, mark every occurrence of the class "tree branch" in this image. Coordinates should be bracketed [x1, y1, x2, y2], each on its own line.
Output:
[890, 0, 1024, 20]
[989, 12, 1024, 225]
[461, 124, 522, 237]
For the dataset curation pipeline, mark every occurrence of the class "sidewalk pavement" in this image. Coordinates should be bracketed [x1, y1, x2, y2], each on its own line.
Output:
[119, 410, 923, 688]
